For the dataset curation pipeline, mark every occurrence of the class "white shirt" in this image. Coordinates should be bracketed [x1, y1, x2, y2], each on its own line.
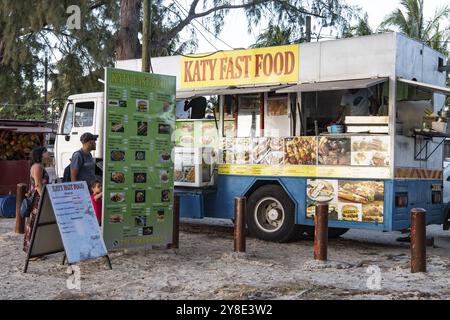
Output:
[340, 88, 373, 116]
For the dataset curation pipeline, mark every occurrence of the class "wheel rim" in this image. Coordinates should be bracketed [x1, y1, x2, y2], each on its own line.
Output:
[254, 197, 285, 233]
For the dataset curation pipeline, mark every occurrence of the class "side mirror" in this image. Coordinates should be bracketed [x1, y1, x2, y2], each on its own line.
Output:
[65, 135, 70, 142]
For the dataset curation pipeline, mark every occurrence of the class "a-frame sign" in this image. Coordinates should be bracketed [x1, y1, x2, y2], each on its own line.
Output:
[24, 182, 111, 273]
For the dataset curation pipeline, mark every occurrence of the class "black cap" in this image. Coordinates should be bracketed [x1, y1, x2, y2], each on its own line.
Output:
[80, 132, 98, 143]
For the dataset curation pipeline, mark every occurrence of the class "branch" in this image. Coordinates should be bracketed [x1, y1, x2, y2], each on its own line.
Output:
[89, 0, 110, 11]
[166, 0, 324, 45]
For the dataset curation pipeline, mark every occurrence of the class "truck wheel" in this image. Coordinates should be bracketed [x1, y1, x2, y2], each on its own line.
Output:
[299, 226, 349, 239]
[246, 185, 298, 243]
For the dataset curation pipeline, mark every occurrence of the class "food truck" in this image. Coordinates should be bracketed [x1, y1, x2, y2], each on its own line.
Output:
[56, 32, 450, 242]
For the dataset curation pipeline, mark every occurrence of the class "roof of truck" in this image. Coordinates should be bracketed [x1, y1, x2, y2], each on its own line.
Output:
[67, 92, 103, 100]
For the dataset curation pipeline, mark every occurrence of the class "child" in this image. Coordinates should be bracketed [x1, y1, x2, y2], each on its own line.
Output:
[91, 179, 103, 225]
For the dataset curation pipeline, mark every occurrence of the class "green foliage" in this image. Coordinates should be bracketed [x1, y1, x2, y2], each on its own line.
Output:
[343, 13, 373, 38]
[251, 24, 293, 48]
[379, 0, 450, 55]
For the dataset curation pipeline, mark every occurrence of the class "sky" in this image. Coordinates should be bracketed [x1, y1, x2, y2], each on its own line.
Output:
[184, 0, 450, 54]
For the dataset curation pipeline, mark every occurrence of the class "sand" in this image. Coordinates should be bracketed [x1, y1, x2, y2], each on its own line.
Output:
[0, 217, 449, 300]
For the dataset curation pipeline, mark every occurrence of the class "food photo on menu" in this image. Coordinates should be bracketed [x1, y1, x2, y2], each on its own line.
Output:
[318, 137, 351, 165]
[351, 136, 390, 166]
[157, 209, 165, 222]
[137, 121, 148, 136]
[133, 172, 146, 184]
[135, 216, 147, 227]
[110, 192, 125, 203]
[160, 170, 169, 183]
[306, 179, 339, 220]
[111, 150, 125, 161]
[109, 214, 124, 224]
[284, 136, 317, 165]
[136, 99, 149, 112]
[135, 151, 146, 161]
[159, 151, 171, 163]
[108, 99, 127, 108]
[143, 226, 153, 236]
[337, 180, 384, 223]
[161, 190, 171, 202]
[111, 122, 125, 133]
[111, 172, 125, 183]
[135, 190, 146, 203]
[158, 123, 171, 134]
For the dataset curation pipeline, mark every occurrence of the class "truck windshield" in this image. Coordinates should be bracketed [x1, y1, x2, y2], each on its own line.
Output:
[61, 102, 74, 134]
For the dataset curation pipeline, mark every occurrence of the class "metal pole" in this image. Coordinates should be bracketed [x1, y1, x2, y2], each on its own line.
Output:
[411, 208, 426, 273]
[169, 194, 180, 249]
[44, 55, 48, 120]
[234, 197, 246, 252]
[314, 202, 328, 261]
[15, 183, 27, 234]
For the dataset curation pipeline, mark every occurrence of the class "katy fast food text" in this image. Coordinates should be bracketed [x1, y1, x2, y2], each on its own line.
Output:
[181, 45, 299, 88]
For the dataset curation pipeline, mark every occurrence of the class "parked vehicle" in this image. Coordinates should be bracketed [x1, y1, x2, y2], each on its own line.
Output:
[55, 33, 450, 241]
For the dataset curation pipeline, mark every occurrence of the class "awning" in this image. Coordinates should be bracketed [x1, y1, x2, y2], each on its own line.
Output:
[176, 84, 291, 100]
[397, 78, 450, 96]
[276, 78, 388, 93]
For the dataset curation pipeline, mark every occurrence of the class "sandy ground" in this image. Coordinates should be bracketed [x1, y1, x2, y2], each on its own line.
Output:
[0, 217, 449, 300]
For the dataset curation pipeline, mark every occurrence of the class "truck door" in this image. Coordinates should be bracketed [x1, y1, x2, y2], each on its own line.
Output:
[55, 100, 96, 178]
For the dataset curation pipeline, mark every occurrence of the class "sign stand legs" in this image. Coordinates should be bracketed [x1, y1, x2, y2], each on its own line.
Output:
[105, 255, 113, 270]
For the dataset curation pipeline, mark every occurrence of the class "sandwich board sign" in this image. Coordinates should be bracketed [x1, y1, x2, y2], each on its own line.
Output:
[24, 182, 111, 273]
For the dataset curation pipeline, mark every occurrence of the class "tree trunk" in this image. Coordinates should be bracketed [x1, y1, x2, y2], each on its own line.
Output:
[141, 0, 150, 72]
[116, 0, 141, 60]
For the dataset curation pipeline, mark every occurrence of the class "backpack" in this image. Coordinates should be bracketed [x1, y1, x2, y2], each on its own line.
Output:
[20, 195, 34, 218]
[62, 150, 84, 182]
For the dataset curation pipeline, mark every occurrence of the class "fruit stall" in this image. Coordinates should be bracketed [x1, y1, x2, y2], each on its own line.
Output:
[0, 120, 52, 217]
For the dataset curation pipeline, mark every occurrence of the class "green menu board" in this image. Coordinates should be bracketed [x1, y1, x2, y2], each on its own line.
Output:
[103, 68, 176, 250]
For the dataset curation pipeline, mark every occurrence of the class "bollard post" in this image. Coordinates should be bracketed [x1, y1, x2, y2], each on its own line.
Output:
[169, 194, 180, 249]
[15, 183, 27, 234]
[234, 197, 246, 253]
[411, 208, 426, 273]
[314, 202, 328, 261]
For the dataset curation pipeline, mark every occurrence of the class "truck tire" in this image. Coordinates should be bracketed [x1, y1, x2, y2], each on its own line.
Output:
[246, 184, 298, 243]
[298, 226, 349, 239]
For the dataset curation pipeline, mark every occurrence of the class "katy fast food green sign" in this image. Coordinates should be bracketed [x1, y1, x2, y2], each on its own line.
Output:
[103, 68, 176, 250]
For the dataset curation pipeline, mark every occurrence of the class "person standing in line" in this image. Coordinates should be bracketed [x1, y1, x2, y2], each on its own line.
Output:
[23, 146, 50, 255]
[90, 179, 103, 225]
[70, 132, 97, 187]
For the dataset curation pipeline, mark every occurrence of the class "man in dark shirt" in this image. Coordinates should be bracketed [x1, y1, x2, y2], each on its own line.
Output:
[71, 132, 97, 187]
[184, 96, 207, 119]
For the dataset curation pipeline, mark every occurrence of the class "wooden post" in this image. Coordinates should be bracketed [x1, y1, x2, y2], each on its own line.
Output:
[314, 202, 328, 261]
[411, 208, 426, 273]
[15, 183, 27, 234]
[234, 197, 246, 252]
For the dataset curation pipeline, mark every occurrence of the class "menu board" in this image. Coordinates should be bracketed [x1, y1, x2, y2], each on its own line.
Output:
[103, 68, 175, 250]
[47, 182, 107, 263]
[306, 179, 384, 224]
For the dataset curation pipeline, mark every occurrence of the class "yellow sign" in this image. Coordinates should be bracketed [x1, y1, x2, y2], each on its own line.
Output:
[218, 164, 391, 180]
[181, 45, 299, 88]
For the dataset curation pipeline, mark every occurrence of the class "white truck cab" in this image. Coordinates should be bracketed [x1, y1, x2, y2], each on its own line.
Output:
[54, 92, 104, 179]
